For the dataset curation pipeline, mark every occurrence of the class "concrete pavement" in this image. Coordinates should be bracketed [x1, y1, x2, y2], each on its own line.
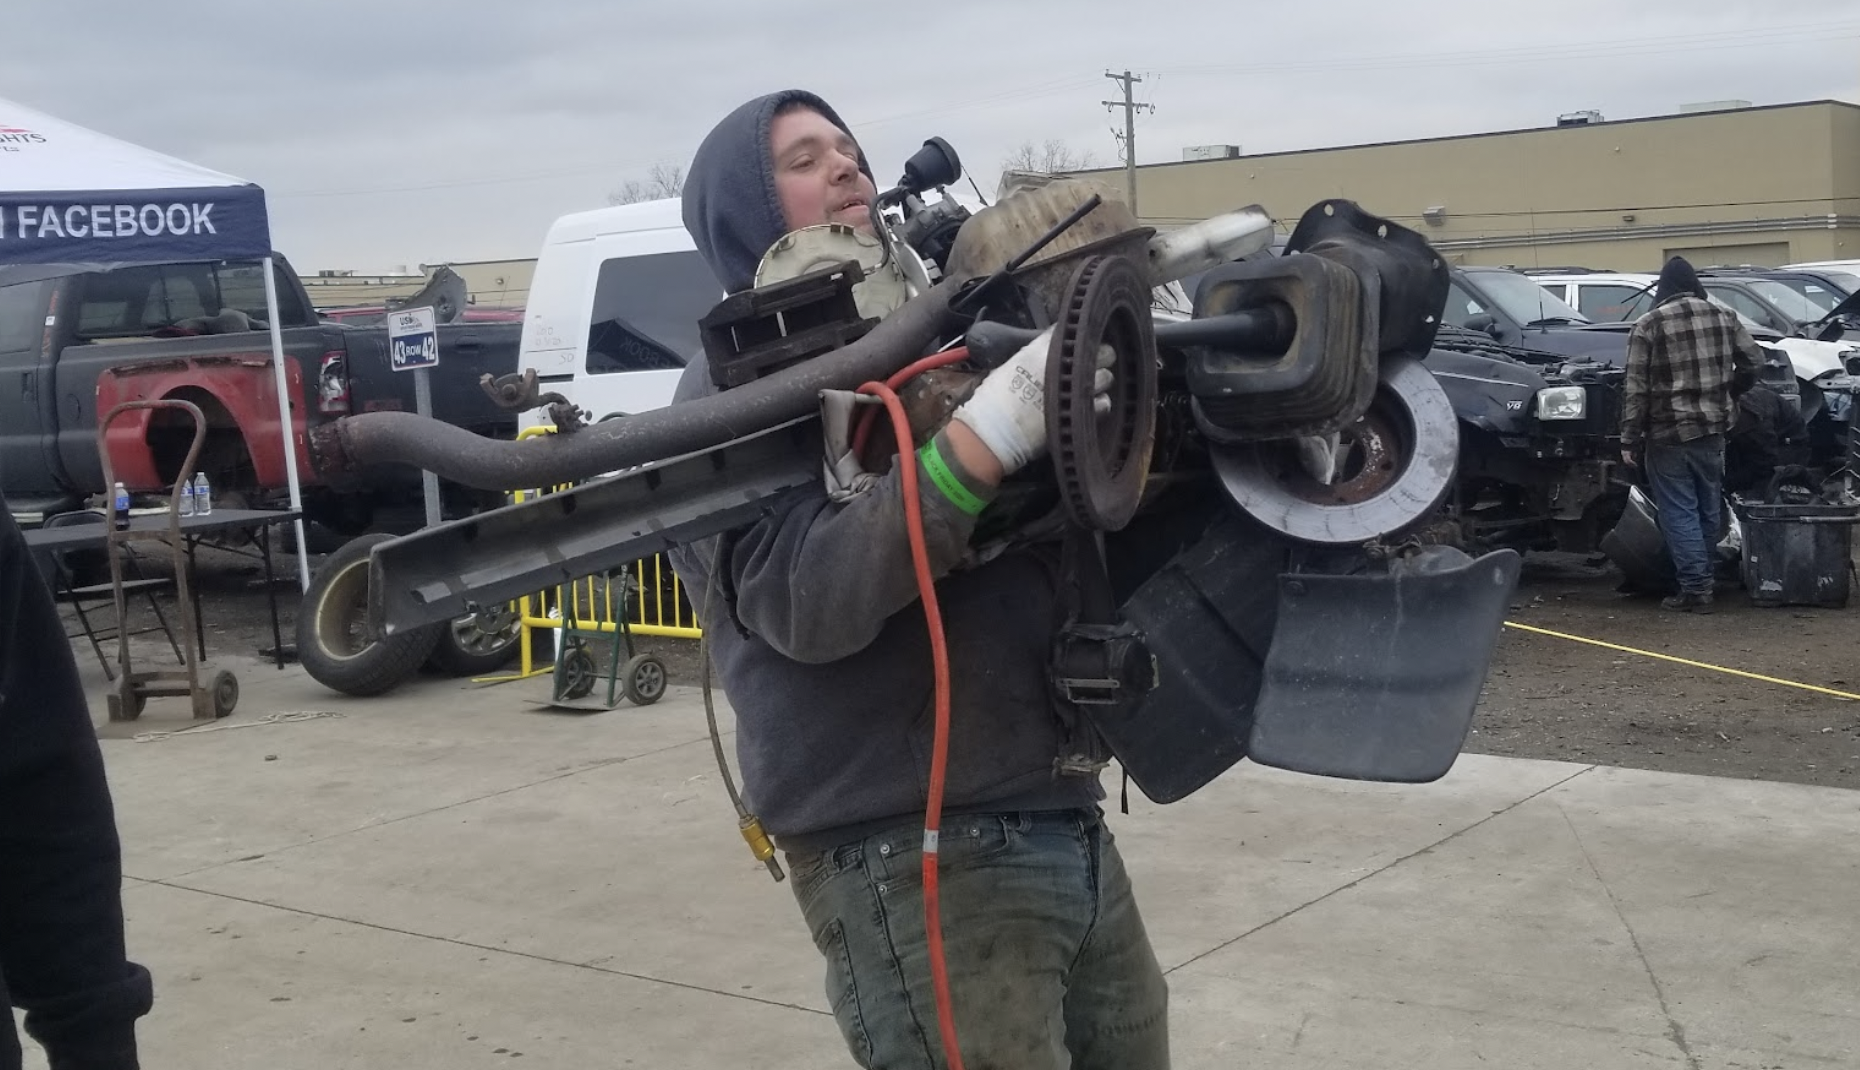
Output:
[27, 650, 1860, 1069]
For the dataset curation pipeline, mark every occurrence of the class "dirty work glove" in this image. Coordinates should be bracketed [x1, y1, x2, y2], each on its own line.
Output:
[952, 330, 1114, 476]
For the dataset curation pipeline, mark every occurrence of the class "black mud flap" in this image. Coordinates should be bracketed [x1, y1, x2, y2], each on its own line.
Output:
[1247, 547, 1521, 783]
[1097, 512, 1287, 804]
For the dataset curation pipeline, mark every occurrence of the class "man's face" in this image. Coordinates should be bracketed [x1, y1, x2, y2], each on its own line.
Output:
[770, 106, 878, 234]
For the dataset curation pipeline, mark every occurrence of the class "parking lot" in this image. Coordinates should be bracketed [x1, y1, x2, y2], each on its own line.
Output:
[1479, 552, 1860, 790]
[158, 536, 1860, 792]
[46, 555, 1860, 1069]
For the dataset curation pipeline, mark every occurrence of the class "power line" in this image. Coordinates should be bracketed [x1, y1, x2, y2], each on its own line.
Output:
[1102, 70, 1155, 217]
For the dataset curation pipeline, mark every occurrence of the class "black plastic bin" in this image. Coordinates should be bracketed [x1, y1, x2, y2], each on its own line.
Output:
[1737, 502, 1860, 608]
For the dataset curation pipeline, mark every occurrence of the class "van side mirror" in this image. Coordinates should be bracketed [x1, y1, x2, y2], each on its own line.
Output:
[1463, 312, 1499, 337]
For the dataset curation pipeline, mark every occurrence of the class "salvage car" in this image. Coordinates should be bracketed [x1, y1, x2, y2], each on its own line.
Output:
[1421, 325, 1628, 553]
[0, 256, 523, 531]
[1618, 267, 1857, 344]
[1440, 265, 1630, 364]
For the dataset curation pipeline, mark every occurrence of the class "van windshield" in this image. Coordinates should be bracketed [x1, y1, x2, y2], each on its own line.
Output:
[585, 250, 721, 373]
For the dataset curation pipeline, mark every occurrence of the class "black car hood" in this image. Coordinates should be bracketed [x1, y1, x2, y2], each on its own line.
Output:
[1424, 349, 1546, 436]
[1511, 322, 1630, 365]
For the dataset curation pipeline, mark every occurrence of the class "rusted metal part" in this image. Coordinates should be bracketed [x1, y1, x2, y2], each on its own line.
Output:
[479, 369, 544, 410]
[898, 368, 978, 442]
[95, 358, 310, 491]
[478, 369, 587, 432]
[1283, 407, 1404, 507]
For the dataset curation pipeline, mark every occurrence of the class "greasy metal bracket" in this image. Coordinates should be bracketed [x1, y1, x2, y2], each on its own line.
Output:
[366, 418, 822, 636]
[1283, 198, 1450, 358]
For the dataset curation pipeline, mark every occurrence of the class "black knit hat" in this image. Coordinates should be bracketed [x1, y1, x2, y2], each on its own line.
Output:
[1654, 255, 1707, 305]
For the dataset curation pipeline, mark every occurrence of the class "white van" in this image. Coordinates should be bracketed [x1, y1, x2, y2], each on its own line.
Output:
[516, 198, 719, 434]
[512, 197, 1273, 435]
[1527, 272, 1657, 322]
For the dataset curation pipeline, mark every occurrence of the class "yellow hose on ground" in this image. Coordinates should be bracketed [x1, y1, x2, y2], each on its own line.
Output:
[1502, 621, 1860, 702]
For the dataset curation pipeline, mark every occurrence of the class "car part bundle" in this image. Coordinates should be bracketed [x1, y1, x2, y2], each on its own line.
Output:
[314, 177, 1518, 799]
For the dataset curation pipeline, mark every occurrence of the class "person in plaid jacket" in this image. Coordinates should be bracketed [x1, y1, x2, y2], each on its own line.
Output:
[1620, 256, 1763, 612]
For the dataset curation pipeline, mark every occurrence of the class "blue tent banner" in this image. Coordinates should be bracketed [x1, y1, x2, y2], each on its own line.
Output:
[1, 94, 310, 588]
[0, 183, 271, 264]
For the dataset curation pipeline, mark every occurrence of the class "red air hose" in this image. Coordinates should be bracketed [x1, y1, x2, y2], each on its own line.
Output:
[855, 378, 966, 1070]
[849, 346, 972, 460]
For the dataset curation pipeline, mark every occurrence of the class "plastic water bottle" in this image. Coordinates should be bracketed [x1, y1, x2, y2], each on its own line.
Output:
[192, 472, 212, 515]
[179, 476, 196, 516]
[112, 481, 130, 528]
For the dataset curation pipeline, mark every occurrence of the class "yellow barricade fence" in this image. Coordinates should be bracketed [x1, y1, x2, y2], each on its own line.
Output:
[486, 426, 704, 683]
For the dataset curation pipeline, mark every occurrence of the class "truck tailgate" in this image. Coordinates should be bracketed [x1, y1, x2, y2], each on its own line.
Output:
[339, 322, 521, 435]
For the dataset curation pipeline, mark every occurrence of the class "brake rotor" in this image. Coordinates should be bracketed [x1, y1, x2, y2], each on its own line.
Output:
[1282, 410, 1404, 507]
[1046, 253, 1158, 531]
[1210, 354, 1458, 545]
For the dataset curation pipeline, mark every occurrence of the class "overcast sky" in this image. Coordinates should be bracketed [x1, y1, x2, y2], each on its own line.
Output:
[4, 2, 1856, 274]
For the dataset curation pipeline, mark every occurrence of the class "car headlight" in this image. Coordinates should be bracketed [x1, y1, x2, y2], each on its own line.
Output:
[1842, 348, 1860, 375]
[1534, 386, 1587, 421]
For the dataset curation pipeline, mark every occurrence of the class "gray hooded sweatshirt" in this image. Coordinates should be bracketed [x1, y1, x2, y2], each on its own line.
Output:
[668, 90, 1101, 851]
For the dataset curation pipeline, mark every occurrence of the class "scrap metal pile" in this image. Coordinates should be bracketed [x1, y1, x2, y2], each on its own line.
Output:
[308, 141, 1522, 802]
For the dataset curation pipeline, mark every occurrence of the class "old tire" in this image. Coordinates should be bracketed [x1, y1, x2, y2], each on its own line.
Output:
[621, 653, 667, 706]
[559, 643, 598, 700]
[298, 533, 442, 696]
[211, 670, 240, 719]
[425, 602, 523, 677]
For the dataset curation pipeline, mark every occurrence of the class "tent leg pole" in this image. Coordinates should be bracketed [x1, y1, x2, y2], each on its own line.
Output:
[262, 256, 312, 593]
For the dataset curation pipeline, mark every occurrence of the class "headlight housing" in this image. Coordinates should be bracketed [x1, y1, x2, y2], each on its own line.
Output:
[1841, 348, 1860, 375]
[1534, 385, 1587, 421]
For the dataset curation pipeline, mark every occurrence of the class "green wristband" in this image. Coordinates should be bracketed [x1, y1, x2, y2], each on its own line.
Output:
[919, 439, 988, 516]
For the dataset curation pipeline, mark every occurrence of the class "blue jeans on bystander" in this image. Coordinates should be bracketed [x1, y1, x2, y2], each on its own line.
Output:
[1644, 433, 1726, 596]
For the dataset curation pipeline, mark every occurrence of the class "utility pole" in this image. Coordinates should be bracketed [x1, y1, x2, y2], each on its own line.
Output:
[1103, 69, 1155, 218]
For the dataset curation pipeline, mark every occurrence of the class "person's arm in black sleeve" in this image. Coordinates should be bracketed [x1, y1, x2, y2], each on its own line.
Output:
[0, 503, 153, 1070]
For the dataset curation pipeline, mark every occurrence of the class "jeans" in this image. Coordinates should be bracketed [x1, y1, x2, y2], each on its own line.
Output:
[1645, 433, 1726, 595]
[786, 808, 1170, 1070]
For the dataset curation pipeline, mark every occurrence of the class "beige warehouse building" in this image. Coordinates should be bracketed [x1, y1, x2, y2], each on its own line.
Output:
[1074, 99, 1860, 271]
[307, 99, 1859, 307]
[299, 257, 536, 314]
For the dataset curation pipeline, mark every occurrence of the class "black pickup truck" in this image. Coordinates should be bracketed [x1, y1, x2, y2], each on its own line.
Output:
[0, 256, 521, 531]
[1444, 265, 1632, 364]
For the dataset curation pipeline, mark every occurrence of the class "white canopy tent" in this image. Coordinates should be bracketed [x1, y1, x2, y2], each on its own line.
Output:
[0, 96, 310, 589]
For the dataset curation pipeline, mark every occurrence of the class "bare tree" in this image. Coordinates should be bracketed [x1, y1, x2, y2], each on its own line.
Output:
[999, 139, 1097, 175]
[607, 162, 686, 206]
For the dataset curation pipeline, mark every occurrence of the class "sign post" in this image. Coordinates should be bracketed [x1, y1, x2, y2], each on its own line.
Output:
[387, 306, 442, 528]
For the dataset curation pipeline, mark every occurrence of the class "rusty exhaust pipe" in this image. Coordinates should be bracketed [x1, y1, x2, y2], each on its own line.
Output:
[310, 284, 956, 492]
